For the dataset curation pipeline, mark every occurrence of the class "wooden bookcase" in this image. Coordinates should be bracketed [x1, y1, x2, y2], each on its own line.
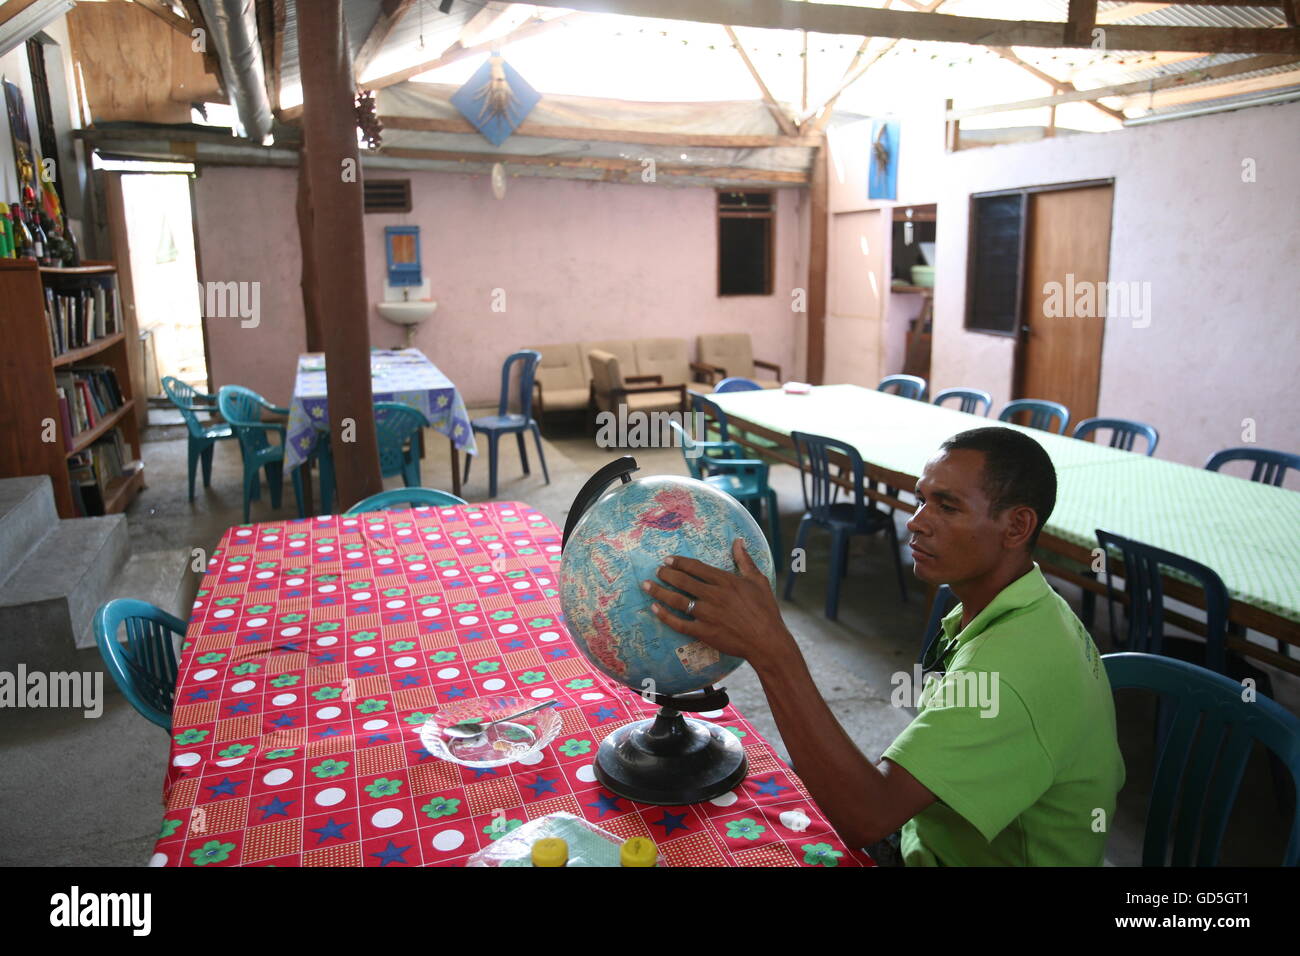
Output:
[0, 258, 144, 518]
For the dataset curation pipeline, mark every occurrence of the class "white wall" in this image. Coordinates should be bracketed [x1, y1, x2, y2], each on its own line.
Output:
[928, 100, 1300, 468]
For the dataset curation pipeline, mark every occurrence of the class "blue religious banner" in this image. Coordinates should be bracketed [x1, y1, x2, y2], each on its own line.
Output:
[868, 119, 900, 201]
[451, 54, 540, 146]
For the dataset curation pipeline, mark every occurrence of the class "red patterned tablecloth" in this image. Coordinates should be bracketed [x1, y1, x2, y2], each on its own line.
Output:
[149, 501, 873, 867]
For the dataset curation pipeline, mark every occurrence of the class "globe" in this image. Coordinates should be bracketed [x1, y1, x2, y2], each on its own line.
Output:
[560, 474, 777, 699]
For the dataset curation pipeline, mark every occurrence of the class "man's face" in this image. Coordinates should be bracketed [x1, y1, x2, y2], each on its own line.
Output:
[906, 449, 1011, 587]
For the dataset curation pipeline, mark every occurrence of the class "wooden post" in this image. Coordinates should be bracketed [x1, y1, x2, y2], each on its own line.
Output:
[296, 143, 323, 353]
[806, 137, 828, 385]
[297, 0, 382, 508]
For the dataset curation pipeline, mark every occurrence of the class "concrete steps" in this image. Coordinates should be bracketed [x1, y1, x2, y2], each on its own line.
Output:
[0, 475, 194, 673]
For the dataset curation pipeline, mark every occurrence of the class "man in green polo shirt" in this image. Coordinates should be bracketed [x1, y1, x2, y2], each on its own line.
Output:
[642, 426, 1125, 865]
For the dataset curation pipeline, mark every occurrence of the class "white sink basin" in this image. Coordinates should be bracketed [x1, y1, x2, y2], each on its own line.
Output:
[377, 300, 437, 325]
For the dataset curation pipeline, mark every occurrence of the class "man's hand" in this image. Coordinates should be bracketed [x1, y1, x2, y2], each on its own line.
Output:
[641, 538, 796, 673]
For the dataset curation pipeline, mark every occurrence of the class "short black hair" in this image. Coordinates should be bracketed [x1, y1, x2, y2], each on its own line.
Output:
[939, 427, 1057, 550]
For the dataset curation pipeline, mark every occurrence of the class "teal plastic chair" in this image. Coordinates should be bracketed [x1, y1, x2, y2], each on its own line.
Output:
[217, 385, 304, 523]
[999, 398, 1070, 435]
[376, 402, 430, 487]
[1103, 652, 1300, 866]
[93, 599, 184, 731]
[161, 376, 235, 501]
[464, 350, 549, 498]
[878, 374, 927, 401]
[668, 420, 780, 561]
[933, 387, 992, 417]
[1074, 417, 1159, 456]
[345, 487, 467, 515]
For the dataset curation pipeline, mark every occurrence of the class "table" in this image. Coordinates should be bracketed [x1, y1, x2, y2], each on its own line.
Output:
[149, 502, 873, 867]
[285, 349, 477, 499]
[710, 385, 1300, 672]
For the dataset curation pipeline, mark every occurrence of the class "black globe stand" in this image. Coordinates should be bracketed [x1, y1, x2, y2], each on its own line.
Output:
[564, 456, 747, 806]
[594, 685, 748, 806]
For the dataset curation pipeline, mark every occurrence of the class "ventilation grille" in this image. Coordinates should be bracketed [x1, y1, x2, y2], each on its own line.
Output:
[364, 178, 412, 213]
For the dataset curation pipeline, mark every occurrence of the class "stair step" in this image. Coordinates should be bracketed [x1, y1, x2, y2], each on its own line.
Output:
[0, 476, 59, 587]
[0, 515, 128, 671]
[86, 549, 198, 650]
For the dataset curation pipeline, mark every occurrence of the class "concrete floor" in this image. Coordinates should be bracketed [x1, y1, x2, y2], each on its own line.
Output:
[1, 407, 1294, 866]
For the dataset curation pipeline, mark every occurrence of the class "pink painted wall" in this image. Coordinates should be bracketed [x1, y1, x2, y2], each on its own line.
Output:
[194, 166, 306, 407]
[362, 172, 803, 404]
[927, 100, 1300, 467]
[195, 167, 805, 407]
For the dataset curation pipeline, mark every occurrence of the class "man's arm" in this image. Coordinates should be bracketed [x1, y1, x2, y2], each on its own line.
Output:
[643, 540, 937, 849]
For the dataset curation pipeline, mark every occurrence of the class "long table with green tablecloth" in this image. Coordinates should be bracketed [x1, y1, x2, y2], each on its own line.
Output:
[709, 385, 1300, 670]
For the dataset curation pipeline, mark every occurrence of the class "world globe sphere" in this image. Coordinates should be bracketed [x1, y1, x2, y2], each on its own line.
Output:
[560, 474, 777, 698]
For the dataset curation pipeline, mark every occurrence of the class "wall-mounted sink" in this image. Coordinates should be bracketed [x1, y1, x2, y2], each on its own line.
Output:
[377, 300, 437, 325]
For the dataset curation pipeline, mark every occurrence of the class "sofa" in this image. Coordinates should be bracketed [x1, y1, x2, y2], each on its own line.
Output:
[696, 333, 783, 388]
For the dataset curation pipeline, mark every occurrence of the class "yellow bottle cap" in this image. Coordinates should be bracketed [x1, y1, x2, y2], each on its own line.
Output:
[530, 838, 568, 867]
[620, 836, 657, 867]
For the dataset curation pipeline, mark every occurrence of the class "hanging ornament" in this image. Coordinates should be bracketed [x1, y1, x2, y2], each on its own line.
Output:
[491, 162, 507, 200]
[451, 54, 540, 146]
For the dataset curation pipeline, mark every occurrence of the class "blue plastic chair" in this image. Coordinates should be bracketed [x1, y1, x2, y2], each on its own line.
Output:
[691, 391, 731, 443]
[878, 374, 927, 401]
[668, 420, 780, 561]
[1205, 447, 1300, 487]
[464, 350, 549, 498]
[217, 385, 305, 523]
[161, 376, 235, 501]
[376, 402, 431, 487]
[345, 488, 468, 515]
[1074, 417, 1159, 456]
[784, 431, 908, 620]
[932, 387, 992, 417]
[916, 584, 958, 667]
[1103, 652, 1300, 866]
[715, 377, 762, 393]
[998, 398, 1070, 435]
[93, 599, 185, 731]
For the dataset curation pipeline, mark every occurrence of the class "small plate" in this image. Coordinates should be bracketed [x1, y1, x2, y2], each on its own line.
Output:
[417, 695, 562, 768]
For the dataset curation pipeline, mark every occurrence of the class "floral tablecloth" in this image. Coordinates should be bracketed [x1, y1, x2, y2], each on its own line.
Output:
[285, 349, 477, 470]
[150, 502, 873, 867]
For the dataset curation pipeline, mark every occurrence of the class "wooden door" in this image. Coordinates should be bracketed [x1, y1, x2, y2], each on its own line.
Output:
[1015, 185, 1113, 426]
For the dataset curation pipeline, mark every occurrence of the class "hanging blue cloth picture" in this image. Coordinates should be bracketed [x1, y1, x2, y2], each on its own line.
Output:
[868, 119, 900, 201]
[451, 54, 540, 146]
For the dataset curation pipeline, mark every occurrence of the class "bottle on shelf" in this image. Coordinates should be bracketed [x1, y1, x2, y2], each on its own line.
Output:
[11, 205, 34, 259]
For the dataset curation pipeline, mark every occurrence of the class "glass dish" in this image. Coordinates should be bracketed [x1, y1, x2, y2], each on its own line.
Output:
[417, 695, 562, 768]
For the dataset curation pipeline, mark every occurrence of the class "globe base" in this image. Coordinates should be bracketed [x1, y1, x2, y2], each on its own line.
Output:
[594, 708, 748, 806]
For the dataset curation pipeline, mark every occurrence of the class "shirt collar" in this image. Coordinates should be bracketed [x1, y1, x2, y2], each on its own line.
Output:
[940, 563, 1051, 647]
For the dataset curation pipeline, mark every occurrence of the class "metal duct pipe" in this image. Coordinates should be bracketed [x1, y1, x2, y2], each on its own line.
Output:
[197, 0, 274, 144]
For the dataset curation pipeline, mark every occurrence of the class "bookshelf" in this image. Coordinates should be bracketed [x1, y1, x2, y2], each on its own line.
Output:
[0, 258, 144, 519]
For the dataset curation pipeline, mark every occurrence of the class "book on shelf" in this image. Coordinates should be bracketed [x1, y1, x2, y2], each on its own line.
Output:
[66, 426, 138, 516]
[54, 365, 125, 438]
[44, 275, 120, 359]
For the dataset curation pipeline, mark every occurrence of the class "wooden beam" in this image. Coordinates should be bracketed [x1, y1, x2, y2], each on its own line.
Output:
[0, 0, 44, 32]
[724, 25, 798, 137]
[1120, 67, 1300, 108]
[297, 0, 383, 507]
[800, 28, 808, 115]
[523, 0, 1300, 54]
[988, 46, 1126, 122]
[949, 54, 1300, 118]
[354, 0, 416, 80]
[379, 113, 818, 146]
[126, 0, 194, 38]
[1064, 0, 1098, 48]
[271, 0, 285, 110]
[365, 12, 577, 89]
[806, 137, 827, 385]
[377, 145, 810, 183]
[458, 2, 518, 48]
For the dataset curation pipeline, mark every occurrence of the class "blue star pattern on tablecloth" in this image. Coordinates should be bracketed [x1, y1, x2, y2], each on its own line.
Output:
[370, 840, 412, 866]
[522, 774, 558, 798]
[652, 809, 690, 836]
[257, 796, 294, 820]
[309, 818, 352, 844]
[585, 791, 623, 818]
[752, 774, 789, 797]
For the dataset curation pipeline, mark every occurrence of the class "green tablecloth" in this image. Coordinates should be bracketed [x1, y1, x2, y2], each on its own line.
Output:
[711, 385, 1300, 625]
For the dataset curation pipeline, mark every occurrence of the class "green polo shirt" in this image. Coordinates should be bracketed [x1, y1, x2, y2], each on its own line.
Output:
[881, 565, 1125, 866]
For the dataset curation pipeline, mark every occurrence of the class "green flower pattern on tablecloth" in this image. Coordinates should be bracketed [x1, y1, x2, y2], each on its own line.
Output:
[232, 663, 260, 675]
[270, 674, 301, 688]
[518, 671, 546, 684]
[174, 728, 208, 745]
[801, 843, 843, 867]
[565, 678, 594, 689]
[312, 686, 343, 700]
[472, 661, 501, 674]
[365, 777, 404, 798]
[725, 818, 766, 841]
[483, 818, 523, 841]
[430, 651, 457, 663]
[311, 759, 349, 778]
[189, 840, 236, 866]
[159, 819, 182, 839]
[421, 796, 461, 819]
[357, 699, 387, 714]
[558, 739, 592, 757]
[218, 743, 254, 758]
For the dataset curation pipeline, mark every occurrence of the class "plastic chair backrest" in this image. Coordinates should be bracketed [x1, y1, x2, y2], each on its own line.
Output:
[878, 374, 927, 401]
[791, 431, 867, 521]
[218, 385, 276, 455]
[374, 402, 430, 477]
[690, 392, 730, 443]
[932, 387, 992, 417]
[999, 398, 1070, 435]
[1103, 652, 1300, 866]
[1095, 528, 1229, 674]
[162, 376, 214, 438]
[498, 350, 542, 419]
[93, 598, 185, 731]
[916, 584, 958, 666]
[344, 488, 468, 514]
[668, 419, 704, 481]
[715, 377, 762, 393]
[1205, 447, 1300, 487]
[1074, 417, 1159, 456]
